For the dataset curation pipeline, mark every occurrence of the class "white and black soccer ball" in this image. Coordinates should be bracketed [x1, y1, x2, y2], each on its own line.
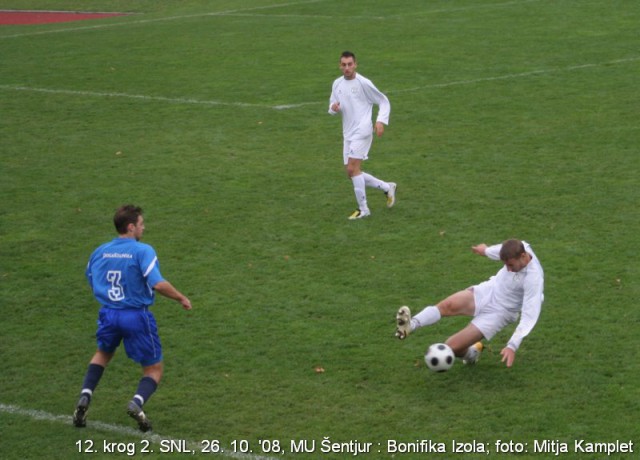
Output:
[424, 343, 455, 372]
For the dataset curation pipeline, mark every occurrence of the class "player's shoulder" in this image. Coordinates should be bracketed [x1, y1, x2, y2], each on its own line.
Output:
[525, 252, 544, 280]
[523, 242, 543, 264]
[131, 240, 156, 254]
[332, 75, 347, 89]
[92, 240, 112, 252]
[90, 238, 118, 256]
[99, 238, 155, 255]
[354, 73, 374, 86]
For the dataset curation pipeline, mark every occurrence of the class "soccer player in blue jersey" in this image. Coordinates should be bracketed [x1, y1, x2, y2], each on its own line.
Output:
[73, 205, 192, 432]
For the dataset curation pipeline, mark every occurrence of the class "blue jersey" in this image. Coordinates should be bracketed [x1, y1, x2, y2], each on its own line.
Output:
[86, 237, 165, 309]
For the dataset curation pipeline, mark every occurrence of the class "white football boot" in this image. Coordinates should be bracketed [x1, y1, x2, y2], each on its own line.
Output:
[348, 209, 371, 220]
[395, 306, 412, 340]
[462, 342, 484, 365]
[386, 182, 397, 208]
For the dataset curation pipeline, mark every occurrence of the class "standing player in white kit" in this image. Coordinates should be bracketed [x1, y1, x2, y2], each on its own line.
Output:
[328, 51, 397, 220]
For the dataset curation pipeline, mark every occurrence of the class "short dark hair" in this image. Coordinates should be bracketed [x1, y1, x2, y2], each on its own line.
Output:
[113, 205, 143, 234]
[341, 50, 356, 61]
[499, 239, 526, 261]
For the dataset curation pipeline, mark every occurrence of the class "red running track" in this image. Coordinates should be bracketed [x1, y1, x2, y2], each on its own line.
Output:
[0, 10, 127, 25]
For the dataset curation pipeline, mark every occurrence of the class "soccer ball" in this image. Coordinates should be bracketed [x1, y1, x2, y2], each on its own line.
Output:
[424, 343, 455, 372]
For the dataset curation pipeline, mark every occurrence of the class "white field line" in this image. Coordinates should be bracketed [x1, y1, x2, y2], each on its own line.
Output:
[0, 402, 279, 460]
[224, 0, 543, 20]
[0, 56, 637, 111]
[0, 85, 290, 110]
[390, 56, 640, 94]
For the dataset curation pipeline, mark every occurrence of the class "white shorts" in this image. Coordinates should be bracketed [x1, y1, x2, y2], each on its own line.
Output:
[343, 136, 373, 165]
[470, 281, 520, 340]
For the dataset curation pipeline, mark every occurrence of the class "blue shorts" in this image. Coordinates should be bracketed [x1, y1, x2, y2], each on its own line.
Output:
[96, 307, 163, 367]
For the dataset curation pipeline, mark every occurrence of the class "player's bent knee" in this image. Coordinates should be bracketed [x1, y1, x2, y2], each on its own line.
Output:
[143, 362, 164, 383]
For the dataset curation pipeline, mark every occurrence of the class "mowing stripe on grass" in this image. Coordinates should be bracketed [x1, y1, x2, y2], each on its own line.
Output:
[0, 0, 545, 40]
[0, 56, 637, 111]
[0, 403, 280, 460]
[225, 0, 543, 19]
[391, 0, 543, 17]
[0, 0, 327, 39]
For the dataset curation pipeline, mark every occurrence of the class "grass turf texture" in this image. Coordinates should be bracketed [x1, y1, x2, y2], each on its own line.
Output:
[1, 0, 639, 459]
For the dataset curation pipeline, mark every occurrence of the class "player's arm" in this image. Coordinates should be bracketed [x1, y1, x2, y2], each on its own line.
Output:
[471, 244, 487, 256]
[329, 91, 340, 114]
[500, 347, 516, 367]
[139, 246, 191, 310]
[328, 81, 341, 114]
[503, 278, 543, 367]
[375, 95, 390, 131]
[154, 280, 192, 310]
[367, 84, 390, 134]
[374, 121, 385, 137]
[472, 243, 502, 260]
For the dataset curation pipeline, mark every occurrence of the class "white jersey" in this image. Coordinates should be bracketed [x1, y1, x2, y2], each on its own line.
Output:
[328, 73, 390, 141]
[483, 241, 544, 351]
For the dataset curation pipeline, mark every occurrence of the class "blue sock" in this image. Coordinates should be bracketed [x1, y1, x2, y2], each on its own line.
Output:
[80, 363, 105, 401]
[133, 376, 158, 407]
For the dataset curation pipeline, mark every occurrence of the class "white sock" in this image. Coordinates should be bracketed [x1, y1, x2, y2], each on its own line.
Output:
[362, 172, 389, 192]
[351, 174, 369, 212]
[412, 306, 441, 329]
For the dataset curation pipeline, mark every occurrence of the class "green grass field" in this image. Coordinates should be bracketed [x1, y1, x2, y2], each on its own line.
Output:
[1, 1, 639, 459]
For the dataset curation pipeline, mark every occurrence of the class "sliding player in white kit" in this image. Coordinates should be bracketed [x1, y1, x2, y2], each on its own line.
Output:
[395, 239, 544, 367]
[328, 51, 397, 220]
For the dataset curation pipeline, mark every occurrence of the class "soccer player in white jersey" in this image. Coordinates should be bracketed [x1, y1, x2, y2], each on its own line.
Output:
[395, 239, 544, 367]
[73, 205, 192, 431]
[328, 51, 397, 220]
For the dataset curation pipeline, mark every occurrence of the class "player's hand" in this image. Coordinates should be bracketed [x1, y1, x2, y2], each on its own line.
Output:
[331, 102, 341, 112]
[374, 121, 385, 137]
[472, 244, 488, 256]
[180, 297, 192, 310]
[500, 347, 516, 367]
